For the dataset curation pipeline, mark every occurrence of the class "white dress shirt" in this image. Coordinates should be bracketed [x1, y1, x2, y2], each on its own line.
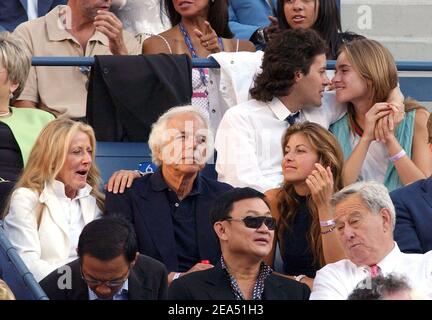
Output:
[214, 93, 345, 192]
[50, 180, 87, 262]
[310, 243, 432, 300]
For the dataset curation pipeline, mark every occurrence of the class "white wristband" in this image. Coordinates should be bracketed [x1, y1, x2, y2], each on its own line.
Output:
[294, 274, 306, 283]
[172, 272, 181, 281]
[320, 219, 335, 227]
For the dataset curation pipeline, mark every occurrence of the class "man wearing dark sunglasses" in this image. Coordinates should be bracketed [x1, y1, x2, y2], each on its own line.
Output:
[168, 187, 310, 300]
[40, 217, 168, 300]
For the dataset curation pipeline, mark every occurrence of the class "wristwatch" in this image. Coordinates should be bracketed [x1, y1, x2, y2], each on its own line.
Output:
[294, 274, 306, 283]
[251, 28, 266, 45]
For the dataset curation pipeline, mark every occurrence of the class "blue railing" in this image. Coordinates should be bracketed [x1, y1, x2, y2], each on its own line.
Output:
[31, 57, 432, 71]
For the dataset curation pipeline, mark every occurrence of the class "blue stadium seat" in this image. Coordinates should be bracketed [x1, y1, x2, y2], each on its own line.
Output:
[399, 76, 432, 104]
[95, 141, 218, 184]
[95, 141, 155, 184]
[0, 221, 48, 300]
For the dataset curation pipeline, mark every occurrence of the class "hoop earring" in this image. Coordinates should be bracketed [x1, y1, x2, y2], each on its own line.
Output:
[9, 92, 14, 100]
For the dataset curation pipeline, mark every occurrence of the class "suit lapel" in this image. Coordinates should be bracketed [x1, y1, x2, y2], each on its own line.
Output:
[421, 177, 432, 210]
[262, 275, 282, 300]
[39, 186, 69, 238]
[204, 264, 236, 299]
[127, 268, 154, 300]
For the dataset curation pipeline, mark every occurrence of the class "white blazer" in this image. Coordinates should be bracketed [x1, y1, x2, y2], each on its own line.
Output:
[3, 182, 102, 282]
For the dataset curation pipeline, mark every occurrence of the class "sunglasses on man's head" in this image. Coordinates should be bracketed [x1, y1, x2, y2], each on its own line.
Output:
[225, 216, 277, 230]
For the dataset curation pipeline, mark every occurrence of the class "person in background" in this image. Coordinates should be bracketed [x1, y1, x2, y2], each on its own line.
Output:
[143, 0, 255, 117]
[310, 181, 432, 300]
[12, 0, 141, 119]
[228, 0, 279, 50]
[40, 217, 168, 300]
[348, 274, 417, 300]
[0, 33, 55, 213]
[169, 187, 310, 300]
[110, 0, 170, 43]
[0, 0, 66, 32]
[390, 113, 432, 253]
[265, 122, 345, 289]
[330, 38, 431, 191]
[3, 118, 104, 282]
[277, 0, 351, 59]
[105, 106, 232, 285]
[0, 33, 55, 183]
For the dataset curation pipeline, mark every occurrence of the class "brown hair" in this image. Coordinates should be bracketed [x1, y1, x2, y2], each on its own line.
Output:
[428, 112, 432, 144]
[250, 28, 327, 102]
[277, 122, 344, 266]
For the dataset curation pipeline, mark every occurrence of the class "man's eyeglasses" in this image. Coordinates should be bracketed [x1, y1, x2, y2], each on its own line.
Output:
[225, 216, 277, 230]
[80, 267, 130, 288]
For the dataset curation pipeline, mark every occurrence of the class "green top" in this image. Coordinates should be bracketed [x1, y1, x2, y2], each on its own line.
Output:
[0, 107, 55, 166]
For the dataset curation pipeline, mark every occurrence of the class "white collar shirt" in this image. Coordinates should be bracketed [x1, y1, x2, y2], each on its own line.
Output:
[310, 243, 432, 300]
[50, 180, 91, 262]
[215, 92, 345, 192]
[88, 280, 129, 300]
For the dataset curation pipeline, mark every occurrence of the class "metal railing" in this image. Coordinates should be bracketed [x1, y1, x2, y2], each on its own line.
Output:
[31, 56, 432, 71]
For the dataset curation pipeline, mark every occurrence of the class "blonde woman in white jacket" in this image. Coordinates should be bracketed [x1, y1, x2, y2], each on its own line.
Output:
[2, 118, 104, 282]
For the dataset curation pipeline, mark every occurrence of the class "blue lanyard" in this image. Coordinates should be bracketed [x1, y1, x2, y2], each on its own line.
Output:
[179, 22, 223, 93]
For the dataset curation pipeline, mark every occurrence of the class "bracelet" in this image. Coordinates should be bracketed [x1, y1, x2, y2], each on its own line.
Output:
[172, 272, 182, 281]
[389, 149, 406, 162]
[320, 219, 335, 227]
[321, 225, 336, 235]
[294, 275, 306, 283]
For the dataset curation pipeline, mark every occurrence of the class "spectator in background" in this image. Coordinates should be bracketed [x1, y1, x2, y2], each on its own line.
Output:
[310, 181, 432, 300]
[40, 217, 168, 300]
[0, 0, 66, 32]
[2, 118, 104, 282]
[169, 187, 310, 300]
[111, 0, 170, 43]
[0, 279, 15, 300]
[143, 0, 255, 117]
[348, 274, 416, 300]
[105, 106, 232, 285]
[0, 33, 54, 213]
[228, 0, 279, 50]
[265, 122, 345, 289]
[330, 38, 431, 191]
[390, 113, 432, 253]
[0, 33, 55, 183]
[277, 0, 350, 59]
[12, 0, 141, 120]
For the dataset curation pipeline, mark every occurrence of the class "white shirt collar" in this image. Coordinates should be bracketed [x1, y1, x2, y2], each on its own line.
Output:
[49, 180, 92, 200]
[268, 97, 301, 121]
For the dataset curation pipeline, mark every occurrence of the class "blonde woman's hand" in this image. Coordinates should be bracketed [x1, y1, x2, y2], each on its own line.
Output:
[106, 169, 140, 194]
[363, 102, 393, 143]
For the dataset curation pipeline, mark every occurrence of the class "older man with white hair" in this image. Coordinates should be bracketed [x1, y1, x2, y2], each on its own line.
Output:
[105, 106, 232, 285]
[310, 181, 432, 300]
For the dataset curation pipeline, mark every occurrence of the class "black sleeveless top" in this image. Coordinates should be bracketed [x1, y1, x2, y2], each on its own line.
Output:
[280, 194, 320, 278]
[0, 121, 23, 181]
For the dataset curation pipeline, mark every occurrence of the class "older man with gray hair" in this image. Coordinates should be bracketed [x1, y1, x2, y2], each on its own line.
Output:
[310, 181, 432, 300]
[105, 105, 232, 285]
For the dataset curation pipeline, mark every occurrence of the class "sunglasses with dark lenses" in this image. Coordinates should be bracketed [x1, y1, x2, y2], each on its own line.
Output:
[226, 216, 277, 230]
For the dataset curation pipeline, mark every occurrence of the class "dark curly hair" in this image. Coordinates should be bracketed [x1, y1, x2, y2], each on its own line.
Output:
[250, 28, 327, 102]
[162, 0, 233, 38]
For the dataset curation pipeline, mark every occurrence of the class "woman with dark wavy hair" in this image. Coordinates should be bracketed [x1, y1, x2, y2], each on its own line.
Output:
[265, 122, 345, 289]
[143, 0, 254, 117]
[276, 0, 353, 59]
